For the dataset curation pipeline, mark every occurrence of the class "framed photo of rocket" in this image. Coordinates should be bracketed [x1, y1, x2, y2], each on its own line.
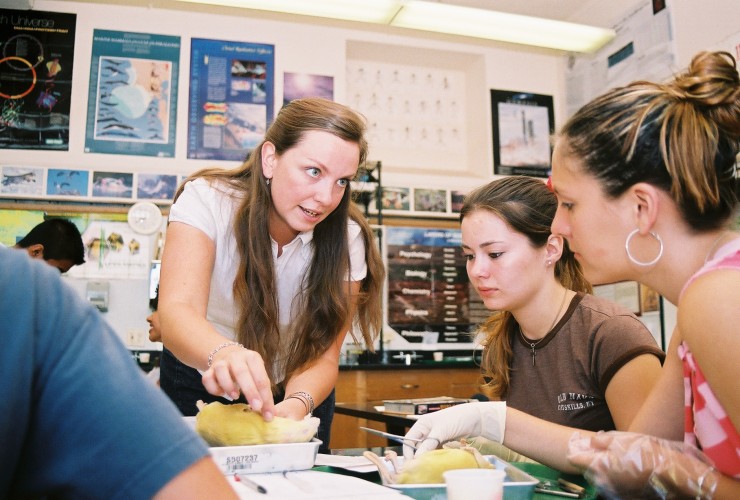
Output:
[491, 89, 554, 178]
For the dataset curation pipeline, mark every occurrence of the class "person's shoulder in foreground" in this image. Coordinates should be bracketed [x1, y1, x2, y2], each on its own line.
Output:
[0, 247, 236, 499]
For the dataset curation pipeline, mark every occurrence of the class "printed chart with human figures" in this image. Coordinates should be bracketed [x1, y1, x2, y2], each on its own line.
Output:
[0, 8, 76, 150]
[85, 30, 180, 157]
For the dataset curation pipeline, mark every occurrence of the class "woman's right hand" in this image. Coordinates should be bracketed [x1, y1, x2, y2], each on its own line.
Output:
[201, 345, 276, 420]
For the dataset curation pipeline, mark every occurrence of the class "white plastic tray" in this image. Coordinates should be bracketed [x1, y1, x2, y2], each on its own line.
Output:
[184, 416, 321, 475]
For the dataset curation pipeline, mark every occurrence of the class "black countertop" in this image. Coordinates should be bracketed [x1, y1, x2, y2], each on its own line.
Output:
[339, 349, 481, 370]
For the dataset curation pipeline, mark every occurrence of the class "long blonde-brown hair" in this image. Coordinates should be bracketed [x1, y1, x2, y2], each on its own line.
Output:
[175, 98, 384, 387]
[460, 176, 592, 400]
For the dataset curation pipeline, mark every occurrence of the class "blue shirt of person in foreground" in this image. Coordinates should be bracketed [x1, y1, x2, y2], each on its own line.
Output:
[0, 246, 236, 499]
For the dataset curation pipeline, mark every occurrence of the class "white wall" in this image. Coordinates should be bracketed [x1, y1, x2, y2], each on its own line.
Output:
[5, 0, 567, 346]
[669, 0, 739, 66]
[4, 0, 566, 191]
[4, 0, 736, 347]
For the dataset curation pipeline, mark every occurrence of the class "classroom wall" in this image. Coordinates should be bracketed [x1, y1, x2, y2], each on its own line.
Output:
[3, 0, 737, 348]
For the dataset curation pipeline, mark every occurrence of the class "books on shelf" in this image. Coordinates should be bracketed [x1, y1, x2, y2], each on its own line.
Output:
[382, 396, 477, 415]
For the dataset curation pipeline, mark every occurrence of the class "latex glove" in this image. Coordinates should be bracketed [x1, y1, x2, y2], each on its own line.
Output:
[568, 430, 720, 499]
[403, 402, 506, 459]
[443, 436, 539, 464]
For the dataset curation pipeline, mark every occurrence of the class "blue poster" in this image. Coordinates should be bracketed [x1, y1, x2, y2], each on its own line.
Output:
[84, 30, 180, 157]
[187, 38, 274, 161]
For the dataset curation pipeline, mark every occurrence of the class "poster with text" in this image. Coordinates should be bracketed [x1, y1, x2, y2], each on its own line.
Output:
[85, 30, 180, 157]
[187, 38, 274, 161]
[0, 9, 76, 150]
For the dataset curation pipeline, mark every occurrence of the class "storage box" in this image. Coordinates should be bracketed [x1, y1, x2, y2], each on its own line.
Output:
[379, 455, 538, 500]
[183, 416, 321, 475]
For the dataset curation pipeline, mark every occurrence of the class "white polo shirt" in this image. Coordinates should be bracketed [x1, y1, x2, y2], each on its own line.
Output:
[169, 178, 367, 381]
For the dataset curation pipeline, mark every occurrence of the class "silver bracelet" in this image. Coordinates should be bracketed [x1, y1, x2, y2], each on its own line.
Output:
[207, 341, 242, 367]
[288, 391, 315, 414]
[286, 395, 309, 413]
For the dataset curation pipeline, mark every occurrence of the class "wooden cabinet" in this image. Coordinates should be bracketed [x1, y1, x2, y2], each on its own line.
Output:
[329, 366, 480, 449]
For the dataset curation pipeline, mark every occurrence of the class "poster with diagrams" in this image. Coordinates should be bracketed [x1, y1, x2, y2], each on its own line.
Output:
[85, 30, 180, 157]
[187, 38, 274, 161]
[385, 226, 486, 346]
[0, 8, 76, 151]
[67, 218, 151, 279]
[347, 60, 466, 171]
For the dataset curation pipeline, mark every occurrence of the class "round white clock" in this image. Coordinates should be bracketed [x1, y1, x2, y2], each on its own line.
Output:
[127, 201, 163, 235]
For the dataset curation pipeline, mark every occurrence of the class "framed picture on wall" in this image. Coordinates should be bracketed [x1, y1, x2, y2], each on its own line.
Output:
[491, 89, 555, 178]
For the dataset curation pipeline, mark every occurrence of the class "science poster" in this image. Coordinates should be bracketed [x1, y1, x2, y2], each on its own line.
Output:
[85, 30, 180, 157]
[385, 226, 486, 345]
[187, 38, 274, 161]
[491, 89, 554, 177]
[0, 9, 76, 150]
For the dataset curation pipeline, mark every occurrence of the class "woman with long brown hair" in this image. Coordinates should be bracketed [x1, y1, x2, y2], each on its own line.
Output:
[158, 98, 384, 450]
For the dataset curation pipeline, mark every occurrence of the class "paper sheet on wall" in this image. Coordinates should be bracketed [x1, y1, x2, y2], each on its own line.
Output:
[66, 220, 150, 279]
[565, 1, 676, 117]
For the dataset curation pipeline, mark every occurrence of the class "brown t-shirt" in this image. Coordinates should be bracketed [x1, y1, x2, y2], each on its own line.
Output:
[505, 293, 665, 432]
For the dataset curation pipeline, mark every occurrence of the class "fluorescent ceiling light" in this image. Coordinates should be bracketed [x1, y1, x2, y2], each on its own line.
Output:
[392, 1, 615, 53]
[174, 0, 615, 53]
[174, 0, 403, 24]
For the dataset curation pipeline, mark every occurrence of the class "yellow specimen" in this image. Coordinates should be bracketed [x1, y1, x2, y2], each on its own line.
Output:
[195, 401, 320, 446]
[397, 448, 493, 484]
[363, 447, 494, 485]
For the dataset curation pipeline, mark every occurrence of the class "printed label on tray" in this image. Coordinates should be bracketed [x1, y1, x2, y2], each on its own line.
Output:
[225, 454, 259, 472]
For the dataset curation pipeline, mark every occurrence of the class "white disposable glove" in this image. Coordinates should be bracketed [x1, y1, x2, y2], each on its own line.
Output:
[403, 402, 506, 459]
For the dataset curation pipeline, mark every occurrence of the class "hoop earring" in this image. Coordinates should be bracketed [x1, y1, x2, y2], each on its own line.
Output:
[625, 229, 663, 266]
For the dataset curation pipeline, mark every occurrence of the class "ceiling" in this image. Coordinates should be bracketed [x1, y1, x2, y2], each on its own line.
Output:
[49, 0, 649, 51]
[439, 0, 646, 27]
[53, 0, 648, 28]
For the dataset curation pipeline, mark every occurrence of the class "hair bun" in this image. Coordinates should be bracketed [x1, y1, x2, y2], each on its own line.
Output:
[670, 51, 740, 109]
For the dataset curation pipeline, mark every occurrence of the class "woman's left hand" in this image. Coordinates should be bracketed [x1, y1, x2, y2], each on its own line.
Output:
[568, 430, 719, 498]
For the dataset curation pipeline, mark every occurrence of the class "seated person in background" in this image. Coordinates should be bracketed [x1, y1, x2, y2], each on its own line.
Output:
[463, 176, 664, 431]
[448, 176, 663, 461]
[406, 51, 740, 499]
[0, 246, 236, 499]
[148, 285, 162, 342]
[13, 218, 85, 273]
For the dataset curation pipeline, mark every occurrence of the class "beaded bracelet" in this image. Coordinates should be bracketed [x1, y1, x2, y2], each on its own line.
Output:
[207, 341, 242, 367]
[287, 391, 315, 415]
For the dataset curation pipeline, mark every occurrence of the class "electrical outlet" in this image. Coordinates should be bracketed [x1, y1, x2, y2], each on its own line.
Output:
[127, 329, 146, 347]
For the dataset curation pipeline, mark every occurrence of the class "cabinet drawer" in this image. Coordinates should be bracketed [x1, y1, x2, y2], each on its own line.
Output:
[365, 368, 479, 401]
[366, 371, 427, 400]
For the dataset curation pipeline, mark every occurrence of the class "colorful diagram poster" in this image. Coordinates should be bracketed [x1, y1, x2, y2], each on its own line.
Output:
[67, 219, 151, 279]
[187, 38, 274, 161]
[85, 30, 180, 157]
[385, 226, 486, 345]
[0, 9, 76, 150]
